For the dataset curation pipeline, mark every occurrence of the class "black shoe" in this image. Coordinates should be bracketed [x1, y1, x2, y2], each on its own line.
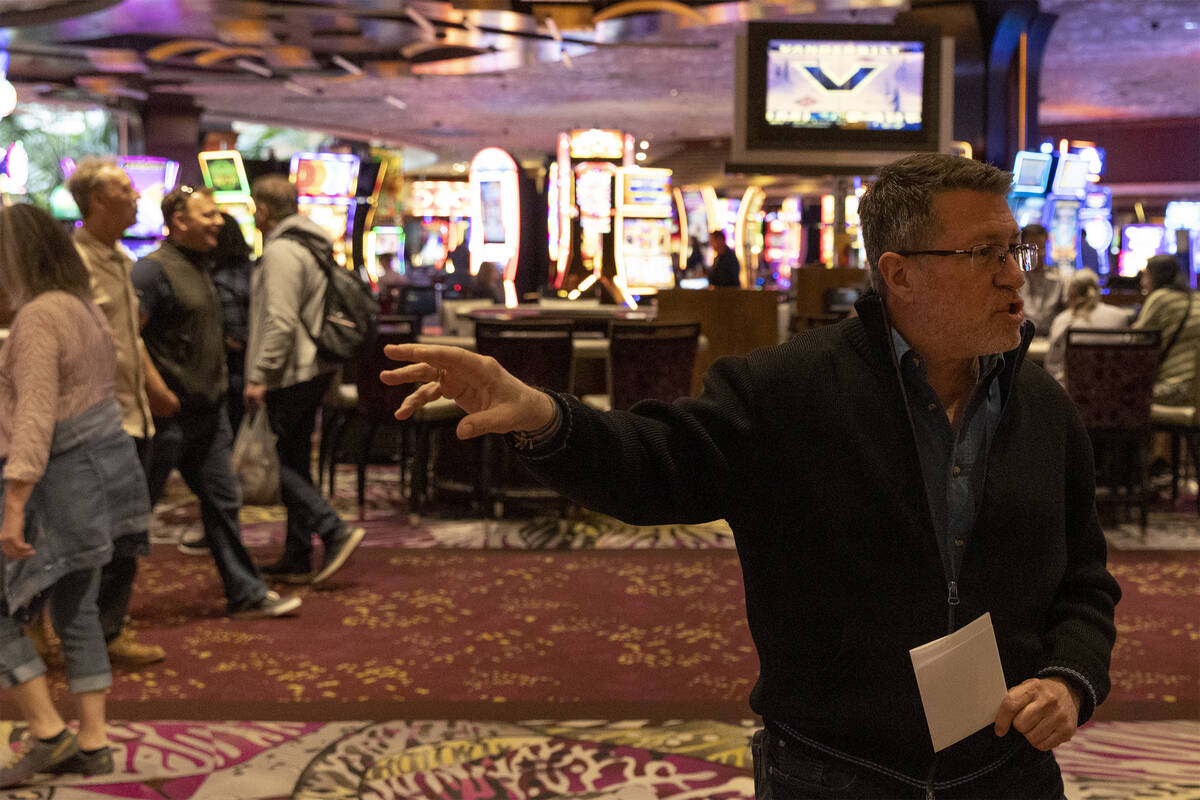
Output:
[44, 745, 114, 776]
[312, 527, 365, 585]
[258, 558, 313, 584]
[0, 730, 79, 788]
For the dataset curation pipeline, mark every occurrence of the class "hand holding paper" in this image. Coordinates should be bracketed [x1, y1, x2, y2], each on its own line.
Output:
[994, 676, 1081, 751]
[909, 613, 1008, 752]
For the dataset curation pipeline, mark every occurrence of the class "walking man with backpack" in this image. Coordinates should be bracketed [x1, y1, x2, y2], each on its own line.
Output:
[245, 175, 365, 585]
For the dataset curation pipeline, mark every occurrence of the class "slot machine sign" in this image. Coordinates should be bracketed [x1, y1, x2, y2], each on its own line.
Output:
[290, 153, 360, 199]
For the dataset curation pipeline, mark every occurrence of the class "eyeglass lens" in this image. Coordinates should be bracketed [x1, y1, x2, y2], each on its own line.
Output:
[971, 244, 1035, 272]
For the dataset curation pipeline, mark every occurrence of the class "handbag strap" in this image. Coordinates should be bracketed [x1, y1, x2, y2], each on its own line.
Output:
[1159, 289, 1192, 363]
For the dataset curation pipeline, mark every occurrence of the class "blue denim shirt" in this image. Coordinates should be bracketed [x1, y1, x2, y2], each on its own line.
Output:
[891, 329, 1005, 582]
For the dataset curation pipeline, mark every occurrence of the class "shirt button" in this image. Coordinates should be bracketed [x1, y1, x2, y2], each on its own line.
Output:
[952, 465, 961, 476]
[954, 537, 965, 547]
[927, 403, 937, 411]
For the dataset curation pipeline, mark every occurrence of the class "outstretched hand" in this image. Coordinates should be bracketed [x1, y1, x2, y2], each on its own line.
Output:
[381, 344, 555, 440]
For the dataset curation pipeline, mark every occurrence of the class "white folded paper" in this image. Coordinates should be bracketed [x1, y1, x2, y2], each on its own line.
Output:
[909, 612, 1009, 752]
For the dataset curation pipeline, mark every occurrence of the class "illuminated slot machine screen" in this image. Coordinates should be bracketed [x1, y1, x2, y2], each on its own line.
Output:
[681, 190, 710, 244]
[576, 164, 616, 235]
[298, 199, 351, 266]
[291, 153, 360, 200]
[621, 218, 675, 290]
[479, 180, 507, 244]
[1051, 153, 1089, 197]
[199, 151, 251, 198]
[1119, 225, 1168, 277]
[621, 172, 673, 218]
[118, 156, 179, 240]
[1011, 151, 1053, 195]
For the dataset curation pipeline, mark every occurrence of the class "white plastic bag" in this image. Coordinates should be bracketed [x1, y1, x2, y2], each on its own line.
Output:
[231, 411, 281, 506]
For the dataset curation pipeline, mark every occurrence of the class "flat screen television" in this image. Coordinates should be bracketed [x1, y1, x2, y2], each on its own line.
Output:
[731, 22, 952, 174]
[1011, 151, 1053, 194]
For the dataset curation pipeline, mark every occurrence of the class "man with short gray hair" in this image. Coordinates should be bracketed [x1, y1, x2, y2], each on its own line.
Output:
[380, 153, 1120, 798]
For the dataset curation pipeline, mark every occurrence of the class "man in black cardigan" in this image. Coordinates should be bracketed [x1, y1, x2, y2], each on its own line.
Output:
[381, 153, 1120, 799]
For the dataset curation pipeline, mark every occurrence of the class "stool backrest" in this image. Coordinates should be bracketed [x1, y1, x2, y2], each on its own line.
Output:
[607, 320, 701, 410]
[474, 318, 575, 393]
[1065, 327, 1161, 431]
[356, 315, 421, 422]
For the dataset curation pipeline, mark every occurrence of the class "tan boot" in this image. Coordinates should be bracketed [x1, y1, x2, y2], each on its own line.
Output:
[24, 612, 61, 663]
[106, 629, 165, 668]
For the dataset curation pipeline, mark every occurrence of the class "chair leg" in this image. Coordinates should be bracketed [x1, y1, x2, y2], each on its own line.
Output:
[1169, 431, 1182, 505]
[325, 413, 349, 499]
[1188, 432, 1200, 518]
[356, 421, 379, 520]
[410, 421, 431, 520]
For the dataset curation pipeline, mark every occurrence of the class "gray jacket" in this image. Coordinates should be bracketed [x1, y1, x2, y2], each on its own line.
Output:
[246, 214, 337, 390]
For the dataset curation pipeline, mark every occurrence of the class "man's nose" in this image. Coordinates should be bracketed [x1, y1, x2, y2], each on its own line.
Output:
[996, 256, 1025, 290]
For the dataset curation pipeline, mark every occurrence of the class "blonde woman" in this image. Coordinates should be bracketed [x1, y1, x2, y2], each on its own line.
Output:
[0, 204, 150, 786]
[1043, 268, 1132, 386]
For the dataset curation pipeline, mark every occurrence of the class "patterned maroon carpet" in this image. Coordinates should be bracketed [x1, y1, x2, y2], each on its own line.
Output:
[37, 540, 1196, 724]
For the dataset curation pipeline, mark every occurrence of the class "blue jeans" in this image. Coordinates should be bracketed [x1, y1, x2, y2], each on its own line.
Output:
[752, 728, 1066, 799]
[265, 373, 342, 569]
[148, 401, 267, 613]
[0, 567, 109, 694]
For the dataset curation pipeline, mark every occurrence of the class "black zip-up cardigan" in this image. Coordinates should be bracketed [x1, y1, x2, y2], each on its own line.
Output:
[518, 291, 1120, 789]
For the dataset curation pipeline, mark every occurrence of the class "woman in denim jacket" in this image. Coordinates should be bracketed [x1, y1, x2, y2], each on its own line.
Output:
[0, 204, 150, 787]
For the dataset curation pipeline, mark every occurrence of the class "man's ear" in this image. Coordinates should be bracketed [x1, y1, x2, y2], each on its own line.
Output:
[877, 251, 916, 304]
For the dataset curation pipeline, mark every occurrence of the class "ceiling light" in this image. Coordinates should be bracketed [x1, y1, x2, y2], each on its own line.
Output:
[452, 162, 468, 173]
[669, 89, 678, 96]
[235, 58, 272, 77]
[284, 81, 315, 96]
[1186, 21, 1199, 29]
[639, 140, 649, 149]
[635, 151, 647, 162]
[385, 94, 407, 110]
[331, 54, 362, 76]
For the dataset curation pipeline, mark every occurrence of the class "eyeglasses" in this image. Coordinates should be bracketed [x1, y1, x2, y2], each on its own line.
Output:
[895, 243, 1038, 272]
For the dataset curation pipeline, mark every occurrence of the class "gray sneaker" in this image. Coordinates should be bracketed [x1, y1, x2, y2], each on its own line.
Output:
[44, 745, 114, 776]
[229, 591, 301, 619]
[312, 527, 365, 585]
[0, 730, 80, 788]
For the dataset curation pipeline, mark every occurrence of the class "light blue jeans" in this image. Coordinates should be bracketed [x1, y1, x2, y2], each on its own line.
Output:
[0, 567, 109, 693]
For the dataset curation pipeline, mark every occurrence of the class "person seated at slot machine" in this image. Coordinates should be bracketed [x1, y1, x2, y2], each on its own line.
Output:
[1134, 254, 1200, 406]
[706, 231, 741, 287]
[1018, 224, 1067, 336]
[1043, 268, 1132, 387]
[464, 262, 505, 304]
[380, 153, 1120, 800]
[375, 252, 407, 315]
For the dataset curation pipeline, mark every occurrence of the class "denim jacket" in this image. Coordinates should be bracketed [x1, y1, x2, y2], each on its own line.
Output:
[0, 400, 150, 620]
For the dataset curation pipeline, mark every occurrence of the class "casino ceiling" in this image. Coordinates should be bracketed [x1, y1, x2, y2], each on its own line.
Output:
[1, 0, 1197, 174]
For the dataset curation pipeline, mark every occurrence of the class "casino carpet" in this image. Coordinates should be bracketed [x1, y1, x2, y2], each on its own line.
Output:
[0, 466, 1194, 798]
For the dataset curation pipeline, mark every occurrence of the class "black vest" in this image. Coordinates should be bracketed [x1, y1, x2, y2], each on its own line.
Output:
[141, 239, 227, 409]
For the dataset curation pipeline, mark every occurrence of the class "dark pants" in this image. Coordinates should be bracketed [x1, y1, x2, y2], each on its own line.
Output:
[147, 401, 267, 612]
[752, 729, 1066, 799]
[265, 373, 342, 569]
[96, 435, 152, 643]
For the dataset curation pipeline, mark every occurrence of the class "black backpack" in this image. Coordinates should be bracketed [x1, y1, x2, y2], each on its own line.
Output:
[276, 228, 379, 364]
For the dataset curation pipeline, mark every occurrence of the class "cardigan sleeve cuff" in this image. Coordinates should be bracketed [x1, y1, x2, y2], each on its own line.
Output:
[1037, 665, 1098, 724]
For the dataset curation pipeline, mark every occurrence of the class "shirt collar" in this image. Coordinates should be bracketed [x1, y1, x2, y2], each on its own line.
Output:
[890, 327, 1006, 384]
